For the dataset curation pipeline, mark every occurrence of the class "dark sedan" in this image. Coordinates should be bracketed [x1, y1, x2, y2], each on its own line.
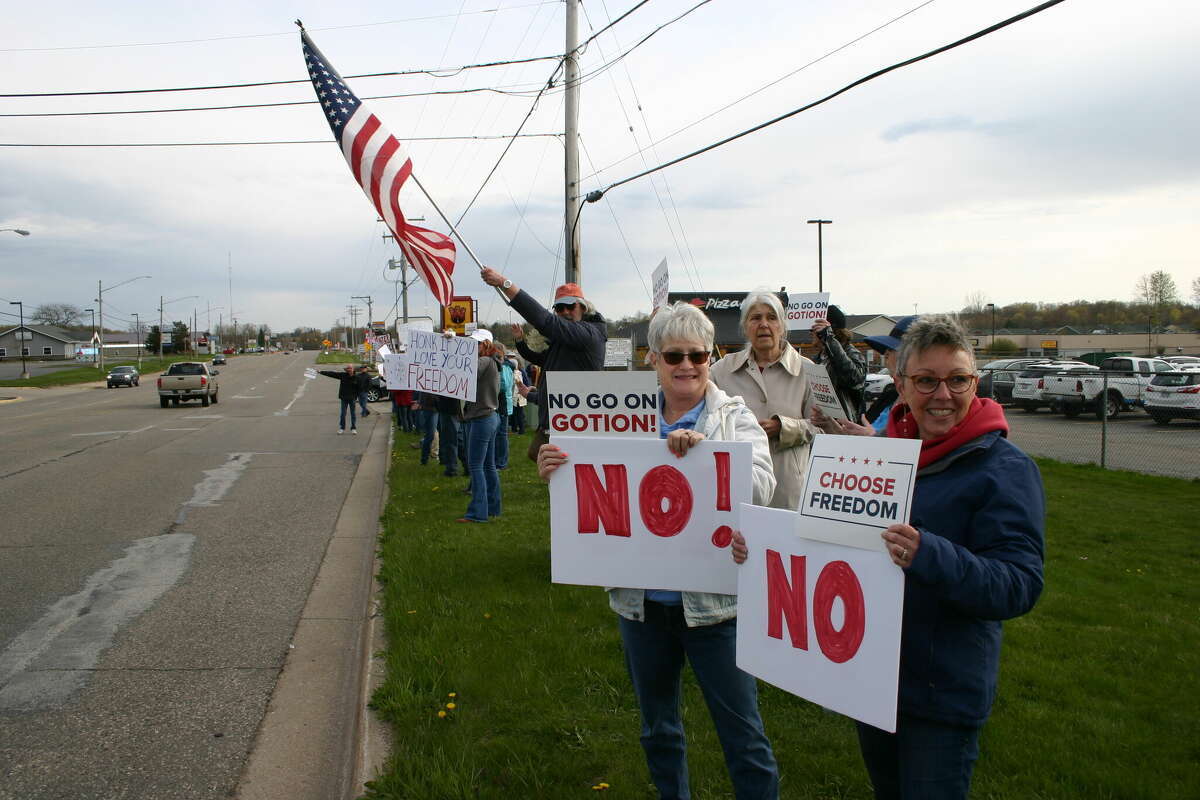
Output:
[106, 366, 140, 388]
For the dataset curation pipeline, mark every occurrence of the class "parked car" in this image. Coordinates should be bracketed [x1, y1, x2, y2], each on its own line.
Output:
[212, 354, 227, 365]
[1162, 355, 1200, 370]
[106, 365, 140, 388]
[977, 358, 1051, 403]
[1010, 362, 1096, 412]
[157, 361, 219, 407]
[864, 369, 893, 400]
[222, 348, 235, 355]
[1043, 356, 1176, 419]
[1144, 369, 1200, 425]
[366, 373, 388, 402]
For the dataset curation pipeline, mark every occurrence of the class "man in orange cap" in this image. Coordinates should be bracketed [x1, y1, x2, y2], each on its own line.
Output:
[481, 267, 608, 460]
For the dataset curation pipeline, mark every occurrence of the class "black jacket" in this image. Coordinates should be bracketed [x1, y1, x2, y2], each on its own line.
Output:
[509, 288, 607, 431]
[318, 370, 360, 401]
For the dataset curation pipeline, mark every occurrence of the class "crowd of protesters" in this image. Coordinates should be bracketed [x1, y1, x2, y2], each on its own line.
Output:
[363, 284, 1044, 800]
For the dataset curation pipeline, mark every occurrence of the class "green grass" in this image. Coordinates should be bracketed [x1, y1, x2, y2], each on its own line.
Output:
[0, 355, 224, 388]
[365, 442, 1199, 800]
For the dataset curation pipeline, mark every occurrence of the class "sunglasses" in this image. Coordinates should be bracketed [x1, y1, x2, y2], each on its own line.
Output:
[553, 302, 579, 312]
[902, 373, 977, 395]
[659, 350, 709, 366]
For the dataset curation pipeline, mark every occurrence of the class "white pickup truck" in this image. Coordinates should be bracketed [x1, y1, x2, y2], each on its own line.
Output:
[1042, 356, 1175, 419]
[157, 361, 220, 408]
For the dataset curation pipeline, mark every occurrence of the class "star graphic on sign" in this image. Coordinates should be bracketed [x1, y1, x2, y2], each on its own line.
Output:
[838, 456, 845, 462]
[850, 457, 858, 464]
[877, 459, 884, 466]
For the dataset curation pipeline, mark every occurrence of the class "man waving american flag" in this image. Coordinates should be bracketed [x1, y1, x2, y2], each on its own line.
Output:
[300, 26, 455, 307]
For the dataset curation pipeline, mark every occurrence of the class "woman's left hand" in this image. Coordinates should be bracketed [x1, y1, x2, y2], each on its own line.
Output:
[666, 428, 705, 457]
[731, 530, 749, 564]
[882, 523, 920, 568]
[758, 417, 782, 439]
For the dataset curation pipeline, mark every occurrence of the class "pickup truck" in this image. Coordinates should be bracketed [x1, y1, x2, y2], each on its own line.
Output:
[157, 361, 220, 408]
[1010, 362, 1096, 412]
[1042, 356, 1175, 419]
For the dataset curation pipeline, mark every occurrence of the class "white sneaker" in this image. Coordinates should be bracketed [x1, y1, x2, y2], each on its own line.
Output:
[338, 428, 344, 435]
[352, 428, 358, 435]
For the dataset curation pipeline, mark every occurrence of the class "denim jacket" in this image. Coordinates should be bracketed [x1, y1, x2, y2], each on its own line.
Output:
[608, 381, 775, 627]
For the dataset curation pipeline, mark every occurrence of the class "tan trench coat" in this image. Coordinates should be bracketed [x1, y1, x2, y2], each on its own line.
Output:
[710, 343, 819, 510]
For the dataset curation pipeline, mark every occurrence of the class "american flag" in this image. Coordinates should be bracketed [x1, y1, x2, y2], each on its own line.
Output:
[301, 30, 456, 307]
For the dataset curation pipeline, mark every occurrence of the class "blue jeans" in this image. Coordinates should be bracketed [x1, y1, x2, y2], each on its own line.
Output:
[417, 409, 437, 463]
[462, 414, 501, 521]
[494, 411, 509, 469]
[438, 412, 462, 475]
[856, 717, 980, 800]
[358, 390, 370, 415]
[618, 603, 778, 800]
[338, 399, 357, 430]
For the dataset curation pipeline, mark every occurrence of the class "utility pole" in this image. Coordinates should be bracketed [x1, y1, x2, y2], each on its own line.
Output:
[132, 312, 142, 369]
[352, 295, 373, 329]
[347, 306, 360, 351]
[84, 308, 95, 362]
[8, 301, 28, 379]
[806, 219, 833, 292]
[564, 0, 582, 285]
[159, 296, 165, 361]
[98, 280, 105, 372]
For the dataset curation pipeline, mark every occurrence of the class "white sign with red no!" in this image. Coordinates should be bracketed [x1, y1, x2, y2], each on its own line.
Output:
[548, 436, 753, 594]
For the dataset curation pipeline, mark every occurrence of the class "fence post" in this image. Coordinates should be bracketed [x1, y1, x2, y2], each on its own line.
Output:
[1100, 372, 1108, 469]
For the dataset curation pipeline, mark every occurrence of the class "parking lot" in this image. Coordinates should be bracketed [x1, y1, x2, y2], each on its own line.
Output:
[1005, 408, 1200, 480]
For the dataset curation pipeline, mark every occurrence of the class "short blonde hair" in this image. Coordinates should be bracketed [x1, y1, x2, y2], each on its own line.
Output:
[647, 302, 715, 353]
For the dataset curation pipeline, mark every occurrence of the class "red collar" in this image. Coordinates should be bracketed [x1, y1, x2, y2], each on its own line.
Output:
[886, 396, 1008, 469]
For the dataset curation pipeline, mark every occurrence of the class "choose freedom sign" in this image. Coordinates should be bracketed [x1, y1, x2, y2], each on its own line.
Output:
[549, 436, 753, 594]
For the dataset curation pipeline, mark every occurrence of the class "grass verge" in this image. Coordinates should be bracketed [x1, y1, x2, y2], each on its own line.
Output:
[316, 351, 370, 365]
[0, 355, 225, 388]
[366, 440, 1199, 799]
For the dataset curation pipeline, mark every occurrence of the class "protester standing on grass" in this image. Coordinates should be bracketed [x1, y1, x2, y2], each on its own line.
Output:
[810, 305, 867, 420]
[710, 290, 819, 509]
[479, 267, 607, 461]
[494, 343, 514, 469]
[538, 302, 780, 800]
[458, 329, 502, 523]
[413, 391, 438, 464]
[318, 364, 361, 434]
[738, 315, 1045, 800]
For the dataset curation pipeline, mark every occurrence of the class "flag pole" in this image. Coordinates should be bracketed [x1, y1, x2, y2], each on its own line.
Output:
[409, 174, 508, 303]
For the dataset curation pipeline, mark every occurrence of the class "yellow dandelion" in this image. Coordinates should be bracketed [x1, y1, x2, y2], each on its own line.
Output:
[448, 692, 457, 698]
[407, 610, 417, 614]
[437, 710, 447, 719]
[484, 613, 492, 619]
[446, 702, 456, 710]
[599, 783, 609, 789]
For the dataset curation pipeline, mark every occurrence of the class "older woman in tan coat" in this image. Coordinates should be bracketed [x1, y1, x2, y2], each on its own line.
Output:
[710, 290, 819, 509]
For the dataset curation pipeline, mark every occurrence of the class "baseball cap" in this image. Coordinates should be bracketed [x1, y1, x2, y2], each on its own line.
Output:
[864, 315, 919, 355]
[554, 282, 587, 306]
[468, 328, 493, 343]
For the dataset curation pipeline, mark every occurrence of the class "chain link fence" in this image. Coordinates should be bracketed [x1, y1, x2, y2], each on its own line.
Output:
[972, 367, 1200, 480]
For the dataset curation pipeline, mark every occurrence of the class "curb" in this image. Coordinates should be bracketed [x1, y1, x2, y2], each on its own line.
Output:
[234, 414, 392, 800]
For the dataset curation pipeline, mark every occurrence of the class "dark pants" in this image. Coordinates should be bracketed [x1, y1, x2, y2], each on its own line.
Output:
[494, 411, 509, 469]
[618, 603, 779, 800]
[856, 717, 981, 800]
[358, 390, 370, 415]
[417, 409, 437, 463]
[509, 404, 526, 434]
[338, 399, 357, 430]
[438, 412, 461, 475]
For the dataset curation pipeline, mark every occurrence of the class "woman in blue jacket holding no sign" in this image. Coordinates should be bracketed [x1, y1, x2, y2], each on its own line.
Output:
[737, 314, 1045, 800]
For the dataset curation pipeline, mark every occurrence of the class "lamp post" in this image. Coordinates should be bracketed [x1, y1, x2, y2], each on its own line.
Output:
[8, 300, 29, 379]
[1, 228, 31, 237]
[806, 219, 833, 292]
[158, 295, 199, 361]
[97, 275, 151, 372]
[986, 303, 996, 352]
[132, 312, 142, 369]
[84, 308, 95, 362]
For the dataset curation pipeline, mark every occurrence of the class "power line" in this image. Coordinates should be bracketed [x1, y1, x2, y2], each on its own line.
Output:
[0, 3, 560, 53]
[0, 56, 560, 99]
[583, 0, 942, 182]
[0, 134, 560, 148]
[592, 0, 1069, 200]
[580, 0, 651, 47]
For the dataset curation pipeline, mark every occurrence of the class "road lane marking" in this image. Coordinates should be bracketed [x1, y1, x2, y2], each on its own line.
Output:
[0, 451, 261, 711]
[163, 427, 204, 431]
[70, 424, 156, 438]
[233, 395, 265, 399]
[276, 374, 314, 416]
[182, 414, 224, 419]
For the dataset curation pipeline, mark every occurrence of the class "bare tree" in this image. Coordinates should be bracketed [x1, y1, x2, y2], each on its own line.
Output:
[32, 302, 83, 327]
[1192, 275, 1200, 305]
[1135, 270, 1179, 308]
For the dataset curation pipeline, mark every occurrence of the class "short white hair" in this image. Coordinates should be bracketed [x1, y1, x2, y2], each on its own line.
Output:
[647, 302, 714, 353]
[739, 291, 785, 332]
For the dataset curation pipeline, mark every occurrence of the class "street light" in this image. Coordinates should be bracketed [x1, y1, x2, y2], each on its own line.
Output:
[806, 219, 833, 292]
[986, 303, 996, 352]
[1, 228, 30, 237]
[83, 308, 95, 361]
[158, 294, 199, 361]
[97, 275, 152, 372]
[132, 312, 142, 369]
[8, 300, 29, 379]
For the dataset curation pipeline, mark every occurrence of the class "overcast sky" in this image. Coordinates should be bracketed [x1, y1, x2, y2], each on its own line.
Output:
[1, 0, 1197, 335]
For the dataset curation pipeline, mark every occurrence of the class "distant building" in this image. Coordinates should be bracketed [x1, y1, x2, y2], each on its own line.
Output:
[0, 324, 87, 361]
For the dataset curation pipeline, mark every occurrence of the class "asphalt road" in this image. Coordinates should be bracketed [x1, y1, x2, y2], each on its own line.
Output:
[0, 353, 383, 799]
[1005, 405, 1200, 480]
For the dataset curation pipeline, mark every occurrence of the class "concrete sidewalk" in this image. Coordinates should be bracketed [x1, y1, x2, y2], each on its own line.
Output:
[235, 416, 393, 800]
